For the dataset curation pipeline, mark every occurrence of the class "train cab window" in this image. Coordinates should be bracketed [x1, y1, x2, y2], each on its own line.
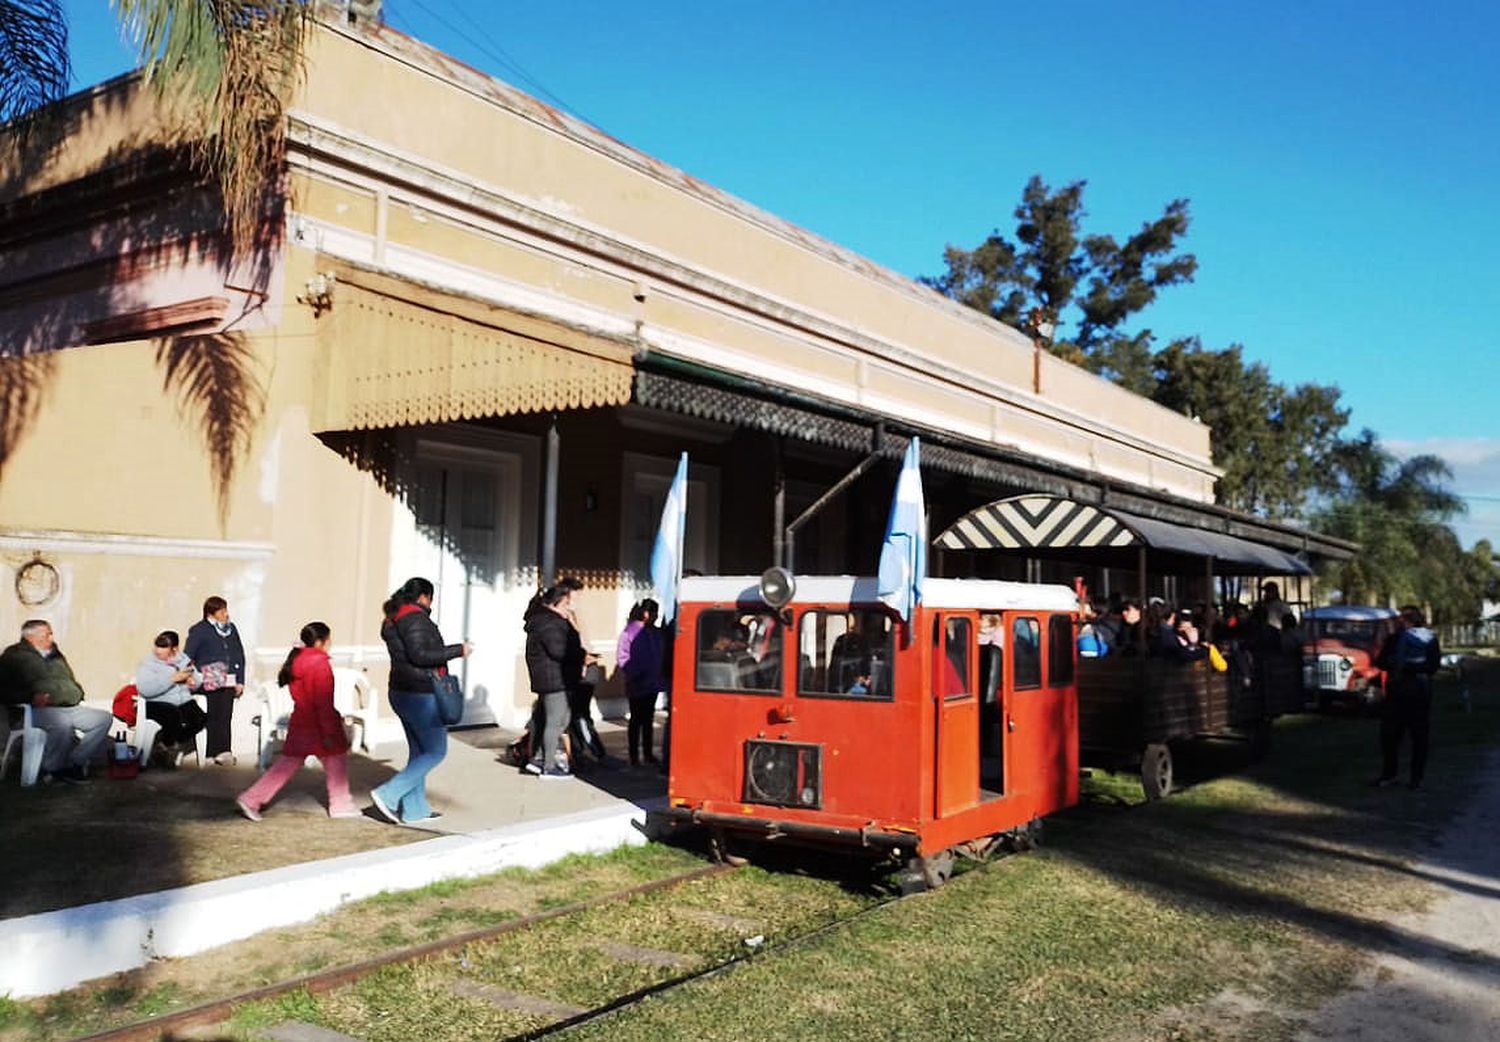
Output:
[1012, 616, 1042, 690]
[939, 617, 973, 700]
[798, 609, 894, 699]
[695, 609, 784, 693]
[1048, 614, 1075, 686]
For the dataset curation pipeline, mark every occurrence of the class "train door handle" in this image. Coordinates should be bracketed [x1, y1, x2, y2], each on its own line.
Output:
[1007, 716, 1016, 732]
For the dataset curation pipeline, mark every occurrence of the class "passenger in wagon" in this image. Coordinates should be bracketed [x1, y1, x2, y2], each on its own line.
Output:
[1094, 598, 1141, 656]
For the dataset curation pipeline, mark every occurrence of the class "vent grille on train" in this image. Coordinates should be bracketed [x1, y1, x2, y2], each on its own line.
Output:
[742, 740, 822, 810]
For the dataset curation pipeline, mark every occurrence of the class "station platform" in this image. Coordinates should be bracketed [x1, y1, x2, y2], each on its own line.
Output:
[0, 719, 668, 998]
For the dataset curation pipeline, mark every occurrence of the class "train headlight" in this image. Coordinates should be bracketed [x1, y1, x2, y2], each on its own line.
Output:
[760, 566, 796, 610]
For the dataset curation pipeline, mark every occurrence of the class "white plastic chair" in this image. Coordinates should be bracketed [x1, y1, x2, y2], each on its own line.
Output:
[133, 691, 204, 768]
[332, 667, 379, 753]
[250, 681, 294, 771]
[1, 704, 48, 787]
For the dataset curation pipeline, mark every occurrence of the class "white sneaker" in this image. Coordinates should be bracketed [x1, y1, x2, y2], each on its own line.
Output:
[369, 790, 400, 824]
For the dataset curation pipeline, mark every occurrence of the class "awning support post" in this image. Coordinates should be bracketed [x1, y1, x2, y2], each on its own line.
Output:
[541, 415, 559, 583]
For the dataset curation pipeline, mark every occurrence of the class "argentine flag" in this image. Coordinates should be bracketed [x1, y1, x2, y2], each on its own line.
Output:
[650, 452, 690, 625]
[877, 437, 927, 622]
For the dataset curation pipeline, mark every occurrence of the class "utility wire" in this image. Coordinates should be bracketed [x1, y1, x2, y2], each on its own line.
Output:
[392, 0, 594, 126]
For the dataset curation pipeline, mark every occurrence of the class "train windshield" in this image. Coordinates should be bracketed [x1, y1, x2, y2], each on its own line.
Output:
[695, 609, 784, 692]
[798, 608, 895, 699]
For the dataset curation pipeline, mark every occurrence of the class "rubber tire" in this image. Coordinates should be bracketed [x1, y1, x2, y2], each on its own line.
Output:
[1140, 742, 1174, 801]
[899, 851, 955, 894]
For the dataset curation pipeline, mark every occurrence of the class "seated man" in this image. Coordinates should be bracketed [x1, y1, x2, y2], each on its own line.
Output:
[0, 619, 112, 783]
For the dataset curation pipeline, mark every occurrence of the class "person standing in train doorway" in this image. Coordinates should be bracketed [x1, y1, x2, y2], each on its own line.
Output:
[184, 596, 247, 766]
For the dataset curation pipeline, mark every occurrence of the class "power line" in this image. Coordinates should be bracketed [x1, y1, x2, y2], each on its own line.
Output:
[389, 0, 594, 126]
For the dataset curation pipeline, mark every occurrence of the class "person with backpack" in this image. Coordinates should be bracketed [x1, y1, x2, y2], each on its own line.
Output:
[234, 622, 358, 821]
[370, 577, 471, 823]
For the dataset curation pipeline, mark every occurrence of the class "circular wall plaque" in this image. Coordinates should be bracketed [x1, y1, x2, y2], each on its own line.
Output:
[15, 559, 60, 608]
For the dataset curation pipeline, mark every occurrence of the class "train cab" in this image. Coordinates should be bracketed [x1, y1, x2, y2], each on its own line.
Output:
[662, 574, 1081, 871]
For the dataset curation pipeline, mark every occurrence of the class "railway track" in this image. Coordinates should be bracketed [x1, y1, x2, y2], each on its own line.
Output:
[70, 850, 919, 1042]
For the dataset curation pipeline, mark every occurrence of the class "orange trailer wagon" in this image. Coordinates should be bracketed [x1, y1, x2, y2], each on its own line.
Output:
[661, 574, 1081, 885]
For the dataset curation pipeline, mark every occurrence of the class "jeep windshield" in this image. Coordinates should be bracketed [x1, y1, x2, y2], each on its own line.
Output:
[1309, 619, 1379, 644]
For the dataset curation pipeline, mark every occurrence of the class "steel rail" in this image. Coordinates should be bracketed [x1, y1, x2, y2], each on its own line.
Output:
[70, 862, 735, 1042]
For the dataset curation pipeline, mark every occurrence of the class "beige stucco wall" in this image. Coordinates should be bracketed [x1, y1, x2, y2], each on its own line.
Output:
[285, 22, 1218, 501]
[0, 245, 401, 713]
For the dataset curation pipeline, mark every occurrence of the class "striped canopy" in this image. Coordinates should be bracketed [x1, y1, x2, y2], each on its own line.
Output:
[935, 494, 1311, 576]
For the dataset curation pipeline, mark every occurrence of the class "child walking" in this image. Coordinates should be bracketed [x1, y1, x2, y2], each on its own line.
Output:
[235, 622, 359, 821]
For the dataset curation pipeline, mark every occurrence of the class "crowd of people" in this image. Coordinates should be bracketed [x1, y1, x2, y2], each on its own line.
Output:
[0, 597, 248, 785]
[0, 574, 1443, 821]
[1074, 581, 1306, 672]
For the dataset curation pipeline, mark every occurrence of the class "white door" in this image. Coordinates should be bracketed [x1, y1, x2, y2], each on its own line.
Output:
[399, 437, 530, 727]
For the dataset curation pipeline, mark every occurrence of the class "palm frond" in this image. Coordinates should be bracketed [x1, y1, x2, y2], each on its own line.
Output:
[0, 348, 58, 480]
[156, 331, 265, 527]
[113, 0, 309, 259]
[0, 0, 70, 125]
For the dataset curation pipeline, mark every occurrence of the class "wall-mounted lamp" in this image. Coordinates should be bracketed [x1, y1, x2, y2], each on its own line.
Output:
[299, 272, 338, 317]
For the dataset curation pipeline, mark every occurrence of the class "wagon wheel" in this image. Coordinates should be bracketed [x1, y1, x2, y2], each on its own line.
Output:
[1140, 742, 1174, 801]
[898, 850, 955, 894]
[1248, 719, 1273, 762]
[1002, 818, 1044, 853]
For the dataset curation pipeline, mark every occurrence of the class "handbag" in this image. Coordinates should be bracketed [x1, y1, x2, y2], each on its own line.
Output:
[429, 670, 465, 725]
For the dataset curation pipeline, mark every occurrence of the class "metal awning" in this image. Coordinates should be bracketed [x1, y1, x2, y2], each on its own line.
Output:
[313, 263, 636, 432]
[632, 353, 1354, 563]
[935, 494, 1312, 576]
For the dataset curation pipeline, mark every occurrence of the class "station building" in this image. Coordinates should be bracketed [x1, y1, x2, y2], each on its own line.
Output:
[0, 18, 1349, 733]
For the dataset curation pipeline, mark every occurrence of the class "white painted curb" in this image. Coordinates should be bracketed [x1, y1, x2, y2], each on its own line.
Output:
[1, 798, 663, 999]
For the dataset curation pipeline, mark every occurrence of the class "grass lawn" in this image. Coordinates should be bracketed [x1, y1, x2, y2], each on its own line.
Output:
[2, 658, 1495, 1041]
[557, 659, 1500, 1042]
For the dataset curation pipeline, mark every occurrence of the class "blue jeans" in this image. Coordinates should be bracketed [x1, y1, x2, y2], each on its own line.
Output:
[373, 690, 447, 820]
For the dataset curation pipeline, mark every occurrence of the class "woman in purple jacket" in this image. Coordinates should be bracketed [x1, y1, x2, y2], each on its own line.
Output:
[615, 599, 664, 767]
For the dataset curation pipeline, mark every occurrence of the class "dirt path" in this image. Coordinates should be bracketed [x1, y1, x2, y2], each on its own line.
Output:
[1295, 753, 1500, 1041]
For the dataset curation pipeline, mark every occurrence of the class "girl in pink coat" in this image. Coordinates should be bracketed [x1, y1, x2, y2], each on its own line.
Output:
[235, 622, 358, 820]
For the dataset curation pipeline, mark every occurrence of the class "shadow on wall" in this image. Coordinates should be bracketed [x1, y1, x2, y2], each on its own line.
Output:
[0, 80, 282, 526]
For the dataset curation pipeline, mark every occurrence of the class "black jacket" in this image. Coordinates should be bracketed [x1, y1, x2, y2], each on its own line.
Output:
[183, 619, 247, 688]
[525, 608, 581, 695]
[383, 605, 463, 694]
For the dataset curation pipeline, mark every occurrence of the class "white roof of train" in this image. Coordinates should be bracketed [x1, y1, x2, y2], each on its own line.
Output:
[678, 575, 1078, 613]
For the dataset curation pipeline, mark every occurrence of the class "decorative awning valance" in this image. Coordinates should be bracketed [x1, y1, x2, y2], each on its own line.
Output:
[935, 494, 1312, 576]
[313, 265, 636, 432]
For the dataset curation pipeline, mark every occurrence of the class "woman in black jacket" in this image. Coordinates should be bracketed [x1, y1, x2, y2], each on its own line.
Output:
[369, 577, 471, 824]
[524, 584, 581, 778]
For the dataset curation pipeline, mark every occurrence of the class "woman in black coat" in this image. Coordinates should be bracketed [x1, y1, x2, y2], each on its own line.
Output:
[523, 584, 581, 778]
[369, 577, 471, 824]
[183, 595, 247, 765]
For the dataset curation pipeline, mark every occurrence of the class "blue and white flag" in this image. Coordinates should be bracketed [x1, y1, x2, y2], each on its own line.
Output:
[876, 437, 927, 622]
[650, 452, 689, 625]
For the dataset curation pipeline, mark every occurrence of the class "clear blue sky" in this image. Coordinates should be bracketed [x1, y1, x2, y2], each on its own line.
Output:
[62, 1, 1499, 546]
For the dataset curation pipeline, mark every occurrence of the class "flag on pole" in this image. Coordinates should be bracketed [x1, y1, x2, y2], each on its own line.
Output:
[876, 437, 926, 622]
[650, 452, 689, 625]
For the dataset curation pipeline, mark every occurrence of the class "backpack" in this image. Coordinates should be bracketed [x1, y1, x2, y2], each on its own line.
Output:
[112, 684, 139, 726]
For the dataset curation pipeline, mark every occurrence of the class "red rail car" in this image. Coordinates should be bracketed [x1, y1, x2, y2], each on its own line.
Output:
[661, 574, 1080, 884]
